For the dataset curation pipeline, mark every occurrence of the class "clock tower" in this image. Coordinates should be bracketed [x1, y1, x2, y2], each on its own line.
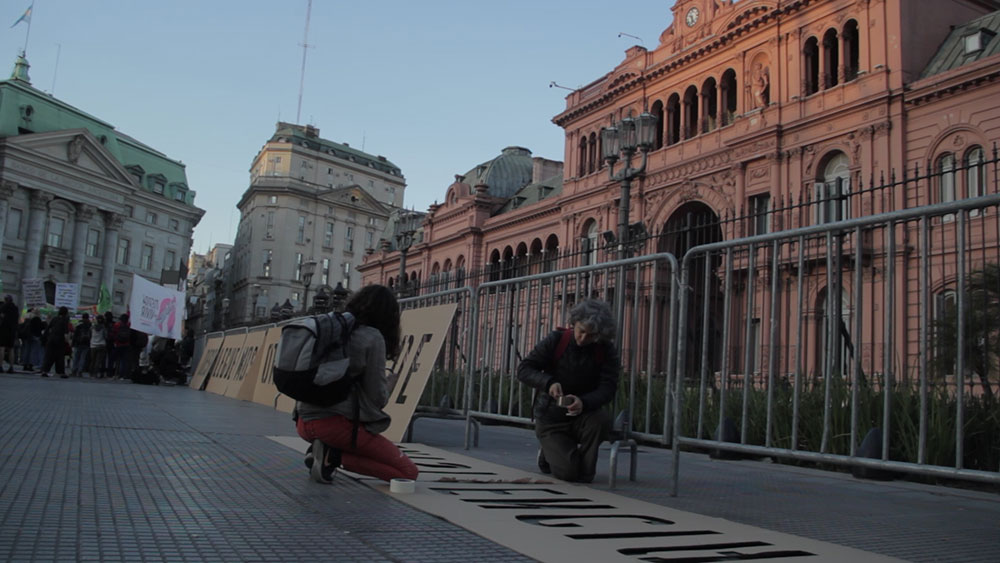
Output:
[663, 0, 724, 49]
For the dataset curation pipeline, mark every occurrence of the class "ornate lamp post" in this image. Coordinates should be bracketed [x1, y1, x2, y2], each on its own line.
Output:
[250, 283, 262, 323]
[332, 282, 349, 312]
[221, 298, 230, 330]
[395, 212, 419, 297]
[600, 111, 657, 260]
[301, 259, 317, 314]
[312, 286, 330, 314]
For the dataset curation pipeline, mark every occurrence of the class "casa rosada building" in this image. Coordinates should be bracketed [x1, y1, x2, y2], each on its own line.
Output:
[361, 0, 1000, 380]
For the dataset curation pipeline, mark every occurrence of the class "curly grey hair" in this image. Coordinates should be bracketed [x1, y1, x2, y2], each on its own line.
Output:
[567, 299, 616, 342]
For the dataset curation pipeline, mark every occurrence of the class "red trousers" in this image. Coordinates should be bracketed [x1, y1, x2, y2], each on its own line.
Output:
[296, 415, 418, 482]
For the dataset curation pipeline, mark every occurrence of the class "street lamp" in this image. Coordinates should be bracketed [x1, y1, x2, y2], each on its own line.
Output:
[221, 297, 230, 330]
[250, 283, 262, 323]
[601, 111, 657, 260]
[301, 259, 317, 314]
[395, 212, 419, 297]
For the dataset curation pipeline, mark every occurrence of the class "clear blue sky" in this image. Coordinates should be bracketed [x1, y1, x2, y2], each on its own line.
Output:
[3, 0, 676, 254]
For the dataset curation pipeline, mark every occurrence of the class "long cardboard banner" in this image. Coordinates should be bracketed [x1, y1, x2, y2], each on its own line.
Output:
[227, 326, 269, 401]
[189, 333, 224, 390]
[205, 329, 248, 396]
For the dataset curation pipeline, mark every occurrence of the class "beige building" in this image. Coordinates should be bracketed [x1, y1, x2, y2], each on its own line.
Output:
[230, 123, 405, 323]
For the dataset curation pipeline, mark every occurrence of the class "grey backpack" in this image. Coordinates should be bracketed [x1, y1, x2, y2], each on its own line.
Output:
[273, 312, 356, 406]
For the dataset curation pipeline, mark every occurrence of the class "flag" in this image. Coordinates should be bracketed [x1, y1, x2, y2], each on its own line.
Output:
[97, 283, 112, 314]
[10, 4, 32, 28]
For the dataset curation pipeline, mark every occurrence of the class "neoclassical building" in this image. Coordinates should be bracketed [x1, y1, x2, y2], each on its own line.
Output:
[362, 0, 1000, 382]
[0, 55, 204, 311]
[229, 123, 405, 323]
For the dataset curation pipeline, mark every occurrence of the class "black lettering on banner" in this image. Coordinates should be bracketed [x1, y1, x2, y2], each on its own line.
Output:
[394, 333, 433, 404]
[472, 498, 614, 510]
[618, 541, 814, 561]
[515, 514, 675, 527]
[434, 487, 566, 497]
[195, 348, 218, 379]
[388, 334, 415, 381]
[414, 461, 474, 470]
[260, 343, 278, 384]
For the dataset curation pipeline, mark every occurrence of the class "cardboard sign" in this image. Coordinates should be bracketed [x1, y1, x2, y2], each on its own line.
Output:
[54, 283, 80, 310]
[189, 333, 224, 390]
[227, 326, 269, 401]
[205, 329, 247, 396]
[383, 303, 458, 442]
[22, 279, 45, 307]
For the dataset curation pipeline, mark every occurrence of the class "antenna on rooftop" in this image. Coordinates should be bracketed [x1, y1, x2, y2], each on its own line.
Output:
[295, 0, 314, 125]
[618, 32, 645, 46]
[549, 81, 575, 92]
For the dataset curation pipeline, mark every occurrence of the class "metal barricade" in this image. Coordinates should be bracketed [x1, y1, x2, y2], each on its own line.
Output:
[465, 253, 681, 486]
[671, 194, 1000, 494]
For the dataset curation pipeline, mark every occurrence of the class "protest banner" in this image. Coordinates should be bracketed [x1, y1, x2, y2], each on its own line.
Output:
[54, 283, 80, 310]
[128, 274, 183, 340]
[21, 279, 45, 307]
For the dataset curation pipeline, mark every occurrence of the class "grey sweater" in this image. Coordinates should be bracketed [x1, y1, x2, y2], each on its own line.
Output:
[295, 325, 394, 434]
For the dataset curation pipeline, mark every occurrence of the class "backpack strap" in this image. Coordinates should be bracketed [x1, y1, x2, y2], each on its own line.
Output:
[553, 328, 573, 364]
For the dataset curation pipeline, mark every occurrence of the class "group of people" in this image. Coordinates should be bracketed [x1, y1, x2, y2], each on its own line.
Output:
[295, 283, 621, 487]
[0, 295, 195, 381]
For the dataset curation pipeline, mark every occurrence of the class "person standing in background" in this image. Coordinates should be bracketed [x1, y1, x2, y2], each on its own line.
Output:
[40, 307, 73, 379]
[71, 313, 93, 377]
[90, 315, 108, 379]
[0, 295, 19, 373]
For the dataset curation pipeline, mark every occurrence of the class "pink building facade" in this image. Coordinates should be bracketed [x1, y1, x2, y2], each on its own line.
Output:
[361, 0, 1000, 388]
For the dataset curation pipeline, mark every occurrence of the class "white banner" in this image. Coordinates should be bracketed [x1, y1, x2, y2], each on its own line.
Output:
[54, 283, 80, 310]
[22, 278, 46, 307]
[128, 274, 184, 340]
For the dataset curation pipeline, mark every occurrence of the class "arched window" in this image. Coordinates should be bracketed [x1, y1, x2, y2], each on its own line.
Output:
[934, 289, 957, 377]
[804, 37, 820, 95]
[823, 29, 839, 89]
[720, 69, 738, 126]
[578, 136, 587, 177]
[965, 146, 985, 200]
[502, 246, 515, 280]
[666, 94, 681, 145]
[843, 20, 860, 82]
[817, 287, 853, 378]
[582, 219, 599, 266]
[455, 255, 466, 287]
[544, 234, 559, 272]
[683, 85, 699, 139]
[702, 77, 718, 133]
[529, 238, 543, 275]
[488, 249, 501, 282]
[816, 152, 851, 223]
[651, 100, 665, 150]
[938, 152, 956, 203]
[588, 132, 597, 175]
[515, 242, 529, 277]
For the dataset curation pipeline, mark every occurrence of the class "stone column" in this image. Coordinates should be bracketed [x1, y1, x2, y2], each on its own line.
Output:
[0, 181, 15, 257]
[22, 190, 52, 280]
[69, 204, 95, 286]
[100, 212, 123, 295]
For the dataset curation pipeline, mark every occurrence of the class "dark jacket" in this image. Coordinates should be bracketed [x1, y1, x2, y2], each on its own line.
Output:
[45, 315, 71, 346]
[517, 329, 620, 422]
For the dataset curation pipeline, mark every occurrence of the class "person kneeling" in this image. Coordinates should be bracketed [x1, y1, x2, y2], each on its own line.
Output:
[295, 285, 418, 484]
[517, 299, 620, 483]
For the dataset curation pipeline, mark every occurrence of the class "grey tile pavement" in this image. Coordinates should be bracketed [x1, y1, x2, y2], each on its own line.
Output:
[1, 371, 998, 562]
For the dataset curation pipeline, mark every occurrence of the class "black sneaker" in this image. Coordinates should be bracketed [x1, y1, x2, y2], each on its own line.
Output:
[310, 439, 330, 483]
[537, 449, 551, 474]
[322, 448, 342, 482]
[304, 444, 314, 469]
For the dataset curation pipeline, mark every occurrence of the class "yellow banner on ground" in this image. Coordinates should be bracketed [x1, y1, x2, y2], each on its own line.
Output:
[250, 325, 290, 411]
[205, 329, 247, 396]
[228, 326, 270, 401]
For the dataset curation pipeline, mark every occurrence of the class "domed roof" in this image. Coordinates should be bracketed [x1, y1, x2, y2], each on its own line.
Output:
[461, 146, 534, 199]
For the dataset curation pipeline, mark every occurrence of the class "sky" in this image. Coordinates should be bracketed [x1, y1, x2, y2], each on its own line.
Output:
[2, 0, 677, 254]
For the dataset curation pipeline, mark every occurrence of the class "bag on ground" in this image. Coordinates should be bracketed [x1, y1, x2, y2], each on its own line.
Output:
[272, 312, 356, 406]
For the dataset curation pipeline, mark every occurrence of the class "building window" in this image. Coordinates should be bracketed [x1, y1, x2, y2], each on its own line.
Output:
[816, 153, 850, 223]
[324, 222, 334, 247]
[843, 20, 860, 81]
[114, 291, 125, 305]
[822, 28, 839, 89]
[938, 152, 956, 203]
[5, 208, 23, 240]
[165, 250, 176, 270]
[804, 37, 820, 95]
[582, 220, 599, 266]
[269, 195, 277, 204]
[153, 182, 165, 195]
[124, 205, 133, 218]
[295, 253, 303, 281]
[146, 211, 157, 225]
[141, 244, 154, 270]
[117, 238, 130, 265]
[966, 146, 985, 200]
[86, 228, 101, 257]
[749, 193, 770, 235]
[934, 289, 958, 377]
[174, 190, 186, 202]
[262, 249, 272, 277]
[47, 217, 65, 247]
[169, 218, 180, 231]
[367, 216, 376, 226]
[297, 216, 306, 243]
[345, 226, 354, 252]
[265, 211, 275, 238]
[365, 230, 374, 249]
[321, 258, 330, 286]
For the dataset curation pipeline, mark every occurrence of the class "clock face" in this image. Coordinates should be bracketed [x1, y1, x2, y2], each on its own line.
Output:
[686, 6, 699, 27]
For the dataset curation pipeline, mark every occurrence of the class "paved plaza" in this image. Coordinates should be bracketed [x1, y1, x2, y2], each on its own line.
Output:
[1, 371, 998, 562]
